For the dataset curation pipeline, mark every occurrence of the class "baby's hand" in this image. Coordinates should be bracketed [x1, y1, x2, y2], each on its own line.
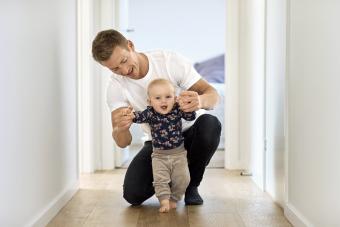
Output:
[123, 106, 134, 119]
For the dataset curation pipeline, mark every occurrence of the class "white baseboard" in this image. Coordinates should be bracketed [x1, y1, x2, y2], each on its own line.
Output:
[284, 203, 313, 227]
[26, 180, 79, 227]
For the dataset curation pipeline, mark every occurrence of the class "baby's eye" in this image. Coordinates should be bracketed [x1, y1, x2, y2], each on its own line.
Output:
[166, 95, 172, 98]
[155, 97, 161, 100]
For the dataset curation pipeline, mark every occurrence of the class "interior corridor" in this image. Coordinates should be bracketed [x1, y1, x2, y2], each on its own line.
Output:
[47, 169, 291, 227]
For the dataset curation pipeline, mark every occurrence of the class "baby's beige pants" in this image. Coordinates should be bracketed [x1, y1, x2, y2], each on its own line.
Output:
[151, 144, 190, 202]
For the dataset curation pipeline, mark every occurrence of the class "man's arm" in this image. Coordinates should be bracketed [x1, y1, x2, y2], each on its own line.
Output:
[178, 79, 219, 112]
[111, 107, 133, 148]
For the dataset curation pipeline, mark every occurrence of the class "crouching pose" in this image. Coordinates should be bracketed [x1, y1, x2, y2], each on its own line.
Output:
[91, 29, 222, 208]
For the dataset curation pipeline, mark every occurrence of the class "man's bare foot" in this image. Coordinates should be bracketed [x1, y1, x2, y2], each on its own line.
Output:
[159, 199, 170, 213]
[169, 199, 177, 209]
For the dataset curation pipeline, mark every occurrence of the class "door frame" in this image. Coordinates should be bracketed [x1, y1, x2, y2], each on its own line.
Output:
[77, 0, 244, 171]
[78, 0, 269, 176]
[77, 0, 95, 173]
[77, 0, 117, 173]
[225, 0, 241, 170]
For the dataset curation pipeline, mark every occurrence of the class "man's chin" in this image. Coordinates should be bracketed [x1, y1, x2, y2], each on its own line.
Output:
[127, 74, 137, 79]
[128, 73, 143, 80]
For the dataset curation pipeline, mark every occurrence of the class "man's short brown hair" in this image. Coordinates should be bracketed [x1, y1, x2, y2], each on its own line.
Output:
[92, 29, 128, 62]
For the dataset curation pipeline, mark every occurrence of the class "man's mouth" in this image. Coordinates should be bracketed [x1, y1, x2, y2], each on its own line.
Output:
[127, 68, 133, 76]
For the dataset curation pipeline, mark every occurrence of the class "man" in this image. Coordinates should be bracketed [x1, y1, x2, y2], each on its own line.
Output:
[92, 29, 221, 205]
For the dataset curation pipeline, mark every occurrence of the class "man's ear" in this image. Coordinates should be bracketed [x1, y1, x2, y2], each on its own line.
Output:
[127, 40, 135, 51]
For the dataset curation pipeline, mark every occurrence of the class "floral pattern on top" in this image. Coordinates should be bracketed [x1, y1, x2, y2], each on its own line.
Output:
[133, 103, 196, 150]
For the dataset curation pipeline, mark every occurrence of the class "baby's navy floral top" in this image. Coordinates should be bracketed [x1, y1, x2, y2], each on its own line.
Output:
[133, 103, 196, 150]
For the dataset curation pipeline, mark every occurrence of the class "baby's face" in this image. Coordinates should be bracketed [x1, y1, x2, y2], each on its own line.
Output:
[148, 83, 176, 114]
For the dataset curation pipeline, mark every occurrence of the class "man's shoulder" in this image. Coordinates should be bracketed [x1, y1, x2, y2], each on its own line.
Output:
[107, 74, 124, 88]
[146, 49, 179, 60]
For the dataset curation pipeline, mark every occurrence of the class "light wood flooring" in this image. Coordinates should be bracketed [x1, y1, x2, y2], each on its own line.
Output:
[47, 169, 292, 227]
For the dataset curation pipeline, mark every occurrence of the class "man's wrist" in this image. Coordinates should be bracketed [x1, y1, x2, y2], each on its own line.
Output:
[113, 126, 130, 134]
[113, 126, 119, 133]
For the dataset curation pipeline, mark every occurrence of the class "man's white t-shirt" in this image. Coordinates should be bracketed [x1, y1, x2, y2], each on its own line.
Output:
[106, 49, 204, 141]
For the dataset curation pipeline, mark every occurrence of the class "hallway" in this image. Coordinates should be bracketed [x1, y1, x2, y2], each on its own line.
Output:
[2, 1, 340, 226]
[47, 169, 291, 227]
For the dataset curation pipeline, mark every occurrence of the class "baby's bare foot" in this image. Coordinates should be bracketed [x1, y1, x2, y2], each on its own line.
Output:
[169, 200, 177, 209]
[159, 199, 170, 213]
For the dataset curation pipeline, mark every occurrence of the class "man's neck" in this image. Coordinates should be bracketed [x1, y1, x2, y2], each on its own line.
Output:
[138, 53, 149, 78]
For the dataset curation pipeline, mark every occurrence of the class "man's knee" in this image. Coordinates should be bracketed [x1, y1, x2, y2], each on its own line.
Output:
[123, 183, 155, 206]
[195, 114, 222, 141]
[123, 187, 145, 206]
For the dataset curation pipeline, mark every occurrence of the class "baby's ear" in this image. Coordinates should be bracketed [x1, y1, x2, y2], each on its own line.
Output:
[147, 98, 151, 105]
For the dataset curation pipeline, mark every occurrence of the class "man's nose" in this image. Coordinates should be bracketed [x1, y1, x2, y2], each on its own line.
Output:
[120, 66, 129, 75]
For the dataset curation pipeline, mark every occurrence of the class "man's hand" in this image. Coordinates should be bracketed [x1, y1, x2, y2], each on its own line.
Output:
[112, 106, 134, 133]
[111, 106, 134, 148]
[177, 91, 201, 112]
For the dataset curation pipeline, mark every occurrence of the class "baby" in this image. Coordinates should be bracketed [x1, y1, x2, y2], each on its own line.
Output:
[130, 78, 196, 212]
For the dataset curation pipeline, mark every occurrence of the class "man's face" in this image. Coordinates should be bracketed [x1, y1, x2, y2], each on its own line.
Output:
[101, 43, 143, 79]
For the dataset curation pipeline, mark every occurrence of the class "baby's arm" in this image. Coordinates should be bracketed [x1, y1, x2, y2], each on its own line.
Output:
[180, 110, 196, 121]
[132, 108, 152, 124]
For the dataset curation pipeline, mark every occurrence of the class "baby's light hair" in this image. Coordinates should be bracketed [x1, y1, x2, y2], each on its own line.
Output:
[147, 79, 175, 96]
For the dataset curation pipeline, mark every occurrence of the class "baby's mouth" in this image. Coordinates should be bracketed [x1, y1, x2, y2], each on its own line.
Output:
[161, 105, 168, 110]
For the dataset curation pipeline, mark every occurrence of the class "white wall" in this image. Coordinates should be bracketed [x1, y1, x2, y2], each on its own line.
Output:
[265, 0, 286, 206]
[0, 0, 78, 226]
[127, 0, 225, 62]
[285, 0, 340, 226]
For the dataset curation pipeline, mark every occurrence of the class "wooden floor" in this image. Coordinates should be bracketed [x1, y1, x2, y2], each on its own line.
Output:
[47, 169, 292, 227]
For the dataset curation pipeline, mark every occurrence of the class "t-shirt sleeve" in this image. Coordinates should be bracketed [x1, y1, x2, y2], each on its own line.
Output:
[106, 78, 129, 112]
[166, 52, 202, 90]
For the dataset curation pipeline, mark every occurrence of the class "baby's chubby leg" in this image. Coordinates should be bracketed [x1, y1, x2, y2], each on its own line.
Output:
[152, 154, 172, 213]
[169, 151, 191, 207]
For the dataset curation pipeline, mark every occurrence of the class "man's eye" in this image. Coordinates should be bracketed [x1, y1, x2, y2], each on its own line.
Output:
[122, 58, 127, 63]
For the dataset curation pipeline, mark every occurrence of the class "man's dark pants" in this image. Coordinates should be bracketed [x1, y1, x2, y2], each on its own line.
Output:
[122, 114, 222, 205]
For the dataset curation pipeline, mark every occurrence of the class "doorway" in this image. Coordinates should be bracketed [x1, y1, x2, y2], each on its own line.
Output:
[115, 0, 226, 168]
